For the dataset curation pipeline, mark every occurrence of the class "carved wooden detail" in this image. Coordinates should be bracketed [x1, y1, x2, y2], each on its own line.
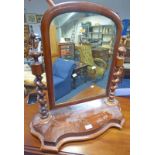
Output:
[30, 98, 124, 152]
[46, 0, 55, 7]
[29, 51, 49, 119]
[28, 1, 126, 153]
[108, 46, 126, 104]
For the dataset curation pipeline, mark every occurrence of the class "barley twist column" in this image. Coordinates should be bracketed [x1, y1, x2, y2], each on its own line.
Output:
[108, 46, 126, 105]
[29, 51, 49, 119]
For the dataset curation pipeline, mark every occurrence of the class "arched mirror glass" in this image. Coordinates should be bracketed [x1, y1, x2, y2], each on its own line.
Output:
[29, 2, 125, 152]
[49, 12, 116, 105]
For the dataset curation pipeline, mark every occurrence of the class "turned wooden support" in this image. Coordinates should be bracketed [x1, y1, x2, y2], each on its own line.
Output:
[108, 46, 126, 103]
[46, 0, 55, 7]
[29, 51, 49, 119]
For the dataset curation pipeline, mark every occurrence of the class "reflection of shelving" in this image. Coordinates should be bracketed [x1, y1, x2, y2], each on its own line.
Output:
[79, 24, 115, 47]
[58, 43, 75, 60]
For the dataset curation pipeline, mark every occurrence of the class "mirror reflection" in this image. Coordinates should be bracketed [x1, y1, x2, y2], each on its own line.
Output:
[49, 12, 116, 105]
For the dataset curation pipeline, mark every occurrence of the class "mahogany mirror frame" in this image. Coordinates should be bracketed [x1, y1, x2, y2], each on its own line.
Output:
[29, 1, 126, 152]
[41, 1, 122, 109]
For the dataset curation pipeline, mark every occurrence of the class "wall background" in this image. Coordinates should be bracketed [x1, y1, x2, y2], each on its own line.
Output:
[24, 0, 130, 19]
[24, 0, 130, 35]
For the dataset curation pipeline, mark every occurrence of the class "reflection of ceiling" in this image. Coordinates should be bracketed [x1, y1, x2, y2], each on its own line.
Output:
[53, 12, 114, 28]
[54, 12, 89, 27]
[62, 13, 85, 27]
[54, 12, 76, 27]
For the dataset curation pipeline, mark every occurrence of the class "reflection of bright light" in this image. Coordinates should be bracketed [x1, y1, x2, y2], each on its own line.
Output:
[90, 85, 94, 88]
[79, 99, 103, 109]
[62, 146, 83, 153]
[92, 66, 96, 70]
[85, 99, 103, 108]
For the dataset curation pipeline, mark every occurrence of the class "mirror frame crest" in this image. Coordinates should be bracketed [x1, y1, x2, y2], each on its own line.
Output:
[41, 1, 122, 109]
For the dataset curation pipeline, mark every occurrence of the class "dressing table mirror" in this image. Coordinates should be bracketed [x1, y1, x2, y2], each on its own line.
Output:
[29, 0, 126, 153]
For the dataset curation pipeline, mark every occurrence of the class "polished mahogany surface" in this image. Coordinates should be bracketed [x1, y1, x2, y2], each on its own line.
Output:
[25, 96, 130, 155]
[27, 1, 127, 154]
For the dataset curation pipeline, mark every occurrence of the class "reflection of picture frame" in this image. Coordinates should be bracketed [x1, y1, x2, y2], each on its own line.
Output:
[36, 15, 43, 23]
[25, 14, 37, 24]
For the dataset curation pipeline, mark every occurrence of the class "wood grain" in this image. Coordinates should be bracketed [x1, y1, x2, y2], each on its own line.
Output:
[25, 96, 130, 155]
[61, 97, 130, 155]
[25, 1, 128, 154]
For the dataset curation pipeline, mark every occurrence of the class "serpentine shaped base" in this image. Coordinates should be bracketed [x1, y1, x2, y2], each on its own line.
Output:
[30, 97, 124, 153]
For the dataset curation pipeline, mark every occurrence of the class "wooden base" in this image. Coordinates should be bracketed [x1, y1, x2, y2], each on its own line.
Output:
[30, 97, 124, 153]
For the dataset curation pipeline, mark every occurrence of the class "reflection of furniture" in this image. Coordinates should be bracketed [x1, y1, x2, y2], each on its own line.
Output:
[92, 47, 109, 63]
[77, 44, 107, 78]
[53, 58, 76, 100]
[102, 36, 114, 53]
[58, 43, 75, 60]
[24, 96, 130, 155]
[72, 62, 88, 88]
